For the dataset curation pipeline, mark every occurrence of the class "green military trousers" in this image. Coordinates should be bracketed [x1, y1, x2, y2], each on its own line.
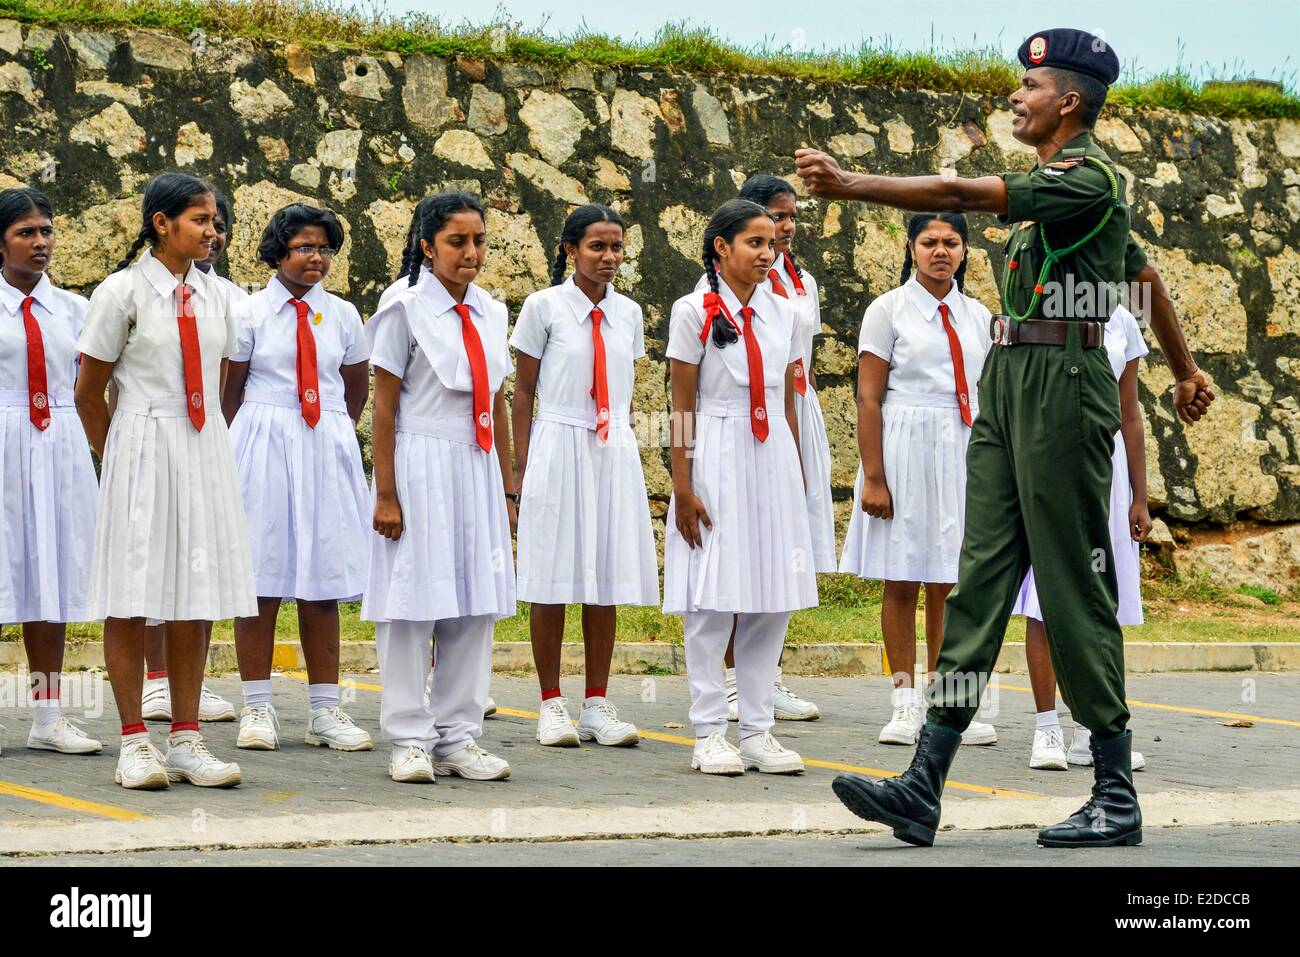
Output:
[929, 322, 1131, 737]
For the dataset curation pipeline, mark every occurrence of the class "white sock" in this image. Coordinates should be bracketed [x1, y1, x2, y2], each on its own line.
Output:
[1035, 709, 1060, 730]
[309, 683, 339, 711]
[33, 697, 62, 728]
[242, 679, 273, 709]
[891, 686, 922, 708]
[583, 695, 606, 708]
[723, 667, 736, 686]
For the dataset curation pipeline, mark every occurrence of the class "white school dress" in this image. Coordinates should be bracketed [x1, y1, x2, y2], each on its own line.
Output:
[376, 265, 430, 313]
[78, 249, 257, 620]
[771, 254, 837, 572]
[511, 277, 659, 606]
[229, 276, 371, 601]
[361, 272, 515, 623]
[663, 281, 818, 615]
[839, 277, 992, 584]
[1013, 305, 1148, 625]
[0, 273, 98, 623]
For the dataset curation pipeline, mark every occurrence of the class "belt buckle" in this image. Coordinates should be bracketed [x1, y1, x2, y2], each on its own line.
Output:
[989, 314, 1013, 347]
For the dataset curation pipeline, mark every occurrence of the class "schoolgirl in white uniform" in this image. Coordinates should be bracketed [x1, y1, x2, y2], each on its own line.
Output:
[223, 203, 373, 754]
[839, 213, 998, 748]
[511, 204, 657, 748]
[363, 192, 516, 784]
[76, 172, 256, 790]
[666, 199, 817, 776]
[1018, 304, 1151, 771]
[0, 187, 101, 757]
[140, 191, 243, 726]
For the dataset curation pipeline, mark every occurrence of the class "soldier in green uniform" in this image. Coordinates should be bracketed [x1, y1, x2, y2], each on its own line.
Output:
[796, 28, 1213, 848]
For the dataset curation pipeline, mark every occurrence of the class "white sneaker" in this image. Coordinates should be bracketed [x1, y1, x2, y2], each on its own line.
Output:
[389, 744, 435, 783]
[739, 731, 805, 774]
[1029, 726, 1068, 770]
[961, 719, 998, 746]
[1068, 727, 1146, 771]
[536, 697, 581, 747]
[305, 706, 373, 751]
[484, 696, 498, 718]
[115, 737, 170, 790]
[724, 667, 738, 722]
[577, 698, 639, 746]
[28, 716, 103, 755]
[164, 732, 242, 787]
[772, 671, 820, 720]
[690, 731, 745, 776]
[434, 741, 511, 780]
[198, 685, 236, 722]
[236, 705, 280, 750]
[141, 678, 171, 721]
[879, 689, 925, 745]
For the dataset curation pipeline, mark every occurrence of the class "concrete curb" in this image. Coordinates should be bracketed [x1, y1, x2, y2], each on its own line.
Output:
[1, 640, 1295, 675]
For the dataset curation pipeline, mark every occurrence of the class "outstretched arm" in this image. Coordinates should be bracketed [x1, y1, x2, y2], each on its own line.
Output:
[794, 149, 1010, 214]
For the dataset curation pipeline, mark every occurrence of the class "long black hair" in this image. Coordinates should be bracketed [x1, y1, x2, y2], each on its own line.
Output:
[213, 190, 233, 239]
[738, 173, 802, 279]
[900, 212, 969, 291]
[701, 198, 770, 349]
[257, 203, 345, 268]
[403, 191, 485, 287]
[397, 194, 440, 282]
[551, 203, 625, 286]
[115, 172, 214, 272]
[0, 187, 53, 266]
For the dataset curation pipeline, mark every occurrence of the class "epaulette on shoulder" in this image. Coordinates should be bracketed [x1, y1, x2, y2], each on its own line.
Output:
[1045, 157, 1086, 170]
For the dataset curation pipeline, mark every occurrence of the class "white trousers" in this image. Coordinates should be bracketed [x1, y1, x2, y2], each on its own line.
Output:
[375, 616, 493, 756]
[684, 610, 790, 739]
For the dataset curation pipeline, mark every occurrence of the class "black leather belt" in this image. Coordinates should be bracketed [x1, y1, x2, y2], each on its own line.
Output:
[989, 316, 1104, 348]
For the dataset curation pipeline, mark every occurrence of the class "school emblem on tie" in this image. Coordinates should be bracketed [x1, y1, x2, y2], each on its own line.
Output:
[754, 407, 767, 421]
[597, 407, 609, 423]
[32, 392, 46, 410]
[478, 411, 491, 429]
[794, 365, 804, 380]
[191, 392, 203, 409]
[305, 388, 318, 406]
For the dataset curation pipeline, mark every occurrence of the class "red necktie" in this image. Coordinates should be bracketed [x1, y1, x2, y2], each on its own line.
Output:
[738, 306, 769, 442]
[767, 269, 789, 299]
[783, 253, 806, 295]
[453, 303, 492, 452]
[938, 303, 973, 428]
[289, 298, 321, 429]
[769, 266, 807, 393]
[589, 307, 611, 443]
[176, 283, 205, 432]
[20, 296, 49, 431]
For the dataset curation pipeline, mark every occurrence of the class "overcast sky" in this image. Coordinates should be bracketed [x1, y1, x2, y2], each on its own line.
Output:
[387, 0, 1297, 88]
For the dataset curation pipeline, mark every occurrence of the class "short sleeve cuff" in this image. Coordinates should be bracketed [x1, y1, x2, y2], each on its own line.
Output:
[1000, 171, 1034, 224]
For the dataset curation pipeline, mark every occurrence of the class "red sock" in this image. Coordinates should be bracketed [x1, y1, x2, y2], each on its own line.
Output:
[121, 722, 147, 736]
[32, 687, 58, 701]
[146, 670, 168, 680]
[540, 688, 562, 701]
[170, 721, 200, 735]
[585, 686, 607, 700]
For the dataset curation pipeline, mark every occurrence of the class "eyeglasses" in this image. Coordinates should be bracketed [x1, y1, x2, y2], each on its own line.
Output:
[289, 246, 337, 259]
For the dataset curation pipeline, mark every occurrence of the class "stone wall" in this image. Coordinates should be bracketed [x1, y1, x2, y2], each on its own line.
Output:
[5, 21, 1300, 586]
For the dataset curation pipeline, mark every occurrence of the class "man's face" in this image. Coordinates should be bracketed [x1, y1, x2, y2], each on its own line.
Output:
[1008, 67, 1065, 146]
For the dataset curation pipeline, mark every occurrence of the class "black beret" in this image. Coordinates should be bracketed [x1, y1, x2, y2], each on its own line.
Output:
[1017, 28, 1120, 86]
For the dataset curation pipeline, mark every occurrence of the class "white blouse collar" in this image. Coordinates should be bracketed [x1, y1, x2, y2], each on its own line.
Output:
[139, 248, 207, 300]
[904, 275, 963, 323]
[0, 270, 55, 316]
[561, 275, 617, 326]
[266, 274, 326, 314]
[415, 268, 490, 320]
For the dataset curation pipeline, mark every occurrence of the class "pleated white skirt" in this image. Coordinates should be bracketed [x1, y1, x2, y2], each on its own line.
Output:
[0, 397, 98, 623]
[1013, 431, 1143, 625]
[361, 430, 516, 623]
[796, 385, 837, 572]
[839, 394, 972, 584]
[229, 399, 371, 601]
[87, 395, 257, 621]
[663, 410, 818, 615]
[516, 419, 659, 605]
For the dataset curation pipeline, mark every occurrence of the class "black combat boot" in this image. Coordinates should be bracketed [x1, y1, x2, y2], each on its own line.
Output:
[832, 721, 962, 847]
[1037, 729, 1143, 848]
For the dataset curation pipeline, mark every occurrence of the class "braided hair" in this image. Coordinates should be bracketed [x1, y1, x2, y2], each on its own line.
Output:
[738, 173, 803, 278]
[114, 172, 214, 272]
[899, 212, 970, 291]
[0, 187, 53, 267]
[398, 194, 439, 282]
[700, 199, 770, 349]
[551, 203, 625, 286]
[402, 191, 485, 288]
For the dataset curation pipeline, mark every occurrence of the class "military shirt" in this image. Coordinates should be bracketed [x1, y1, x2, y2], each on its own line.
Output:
[998, 131, 1131, 321]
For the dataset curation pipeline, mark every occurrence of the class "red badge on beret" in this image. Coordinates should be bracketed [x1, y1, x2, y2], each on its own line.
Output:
[1028, 36, 1047, 63]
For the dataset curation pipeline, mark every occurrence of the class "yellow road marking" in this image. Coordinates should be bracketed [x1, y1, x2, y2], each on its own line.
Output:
[996, 683, 1300, 729]
[294, 674, 1041, 799]
[0, 781, 147, 821]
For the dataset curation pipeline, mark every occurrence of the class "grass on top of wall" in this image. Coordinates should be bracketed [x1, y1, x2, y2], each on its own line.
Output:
[3, 0, 1298, 118]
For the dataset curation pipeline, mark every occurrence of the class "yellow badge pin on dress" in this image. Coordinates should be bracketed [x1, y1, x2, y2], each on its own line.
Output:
[313, 311, 323, 325]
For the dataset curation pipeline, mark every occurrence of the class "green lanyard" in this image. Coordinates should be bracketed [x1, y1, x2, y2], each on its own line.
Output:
[1000, 155, 1121, 323]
